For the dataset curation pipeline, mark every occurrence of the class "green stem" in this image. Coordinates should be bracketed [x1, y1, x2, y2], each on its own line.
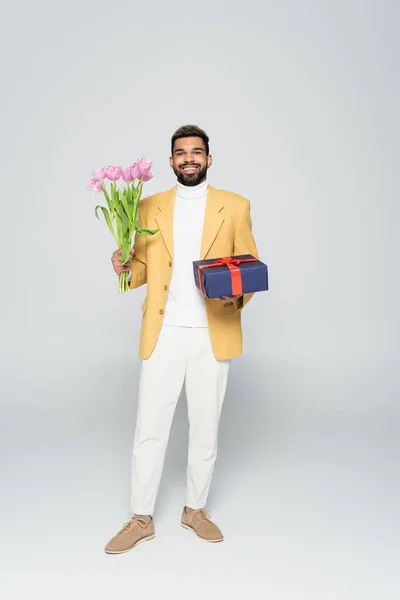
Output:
[119, 271, 129, 294]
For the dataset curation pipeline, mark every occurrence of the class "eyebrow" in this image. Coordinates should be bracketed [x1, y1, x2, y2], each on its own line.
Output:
[174, 147, 205, 153]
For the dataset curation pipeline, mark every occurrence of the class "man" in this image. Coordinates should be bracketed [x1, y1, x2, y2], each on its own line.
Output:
[105, 124, 259, 554]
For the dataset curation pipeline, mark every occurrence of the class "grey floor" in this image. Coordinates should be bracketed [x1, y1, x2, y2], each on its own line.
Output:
[1, 356, 399, 599]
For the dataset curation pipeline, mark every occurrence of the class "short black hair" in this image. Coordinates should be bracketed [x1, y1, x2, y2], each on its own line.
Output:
[171, 124, 210, 156]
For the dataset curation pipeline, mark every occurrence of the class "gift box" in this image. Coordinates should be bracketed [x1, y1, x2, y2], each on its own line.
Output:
[193, 254, 268, 299]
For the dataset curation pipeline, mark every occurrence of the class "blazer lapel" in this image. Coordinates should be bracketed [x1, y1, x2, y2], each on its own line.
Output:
[200, 185, 225, 259]
[155, 186, 175, 259]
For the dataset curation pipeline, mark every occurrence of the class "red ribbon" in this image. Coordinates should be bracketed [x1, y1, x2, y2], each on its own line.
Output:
[197, 256, 257, 296]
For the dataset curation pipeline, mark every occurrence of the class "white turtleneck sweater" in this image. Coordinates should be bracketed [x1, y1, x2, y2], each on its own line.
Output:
[163, 178, 208, 327]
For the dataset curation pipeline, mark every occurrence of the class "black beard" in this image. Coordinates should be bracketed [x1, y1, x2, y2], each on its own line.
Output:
[174, 164, 208, 186]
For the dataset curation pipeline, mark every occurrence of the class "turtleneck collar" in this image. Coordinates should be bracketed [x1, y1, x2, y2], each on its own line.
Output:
[176, 177, 208, 199]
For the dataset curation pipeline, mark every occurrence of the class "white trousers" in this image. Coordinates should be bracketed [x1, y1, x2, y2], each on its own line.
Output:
[131, 324, 231, 515]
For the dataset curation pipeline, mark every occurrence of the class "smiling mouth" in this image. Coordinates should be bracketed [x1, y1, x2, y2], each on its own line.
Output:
[181, 165, 199, 174]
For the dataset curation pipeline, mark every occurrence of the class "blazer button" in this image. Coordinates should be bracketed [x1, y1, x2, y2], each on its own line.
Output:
[159, 309, 164, 315]
[168, 261, 172, 267]
[164, 285, 168, 291]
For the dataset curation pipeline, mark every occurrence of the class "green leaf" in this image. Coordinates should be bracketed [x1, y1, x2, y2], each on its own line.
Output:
[95, 205, 118, 244]
[115, 212, 122, 247]
[94, 204, 103, 221]
[121, 209, 129, 238]
[110, 182, 120, 215]
[136, 226, 159, 235]
[121, 238, 131, 264]
[101, 186, 113, 215]
[120, 188, 132, 225]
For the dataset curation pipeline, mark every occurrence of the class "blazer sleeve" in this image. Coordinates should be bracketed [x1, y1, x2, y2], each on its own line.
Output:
[128, 203, 148, 289]
[224, 199, 259, 316]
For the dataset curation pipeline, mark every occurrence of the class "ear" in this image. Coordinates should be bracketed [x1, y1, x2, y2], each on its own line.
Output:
[169, 156, 173, 169]
[207, 154, 213, 167]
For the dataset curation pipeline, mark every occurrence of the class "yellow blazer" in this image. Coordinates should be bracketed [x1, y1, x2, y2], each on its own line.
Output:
[129, 184, 259, 360]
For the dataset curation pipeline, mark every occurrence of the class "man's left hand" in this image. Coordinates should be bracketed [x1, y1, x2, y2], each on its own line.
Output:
[215, 295, 242, 302]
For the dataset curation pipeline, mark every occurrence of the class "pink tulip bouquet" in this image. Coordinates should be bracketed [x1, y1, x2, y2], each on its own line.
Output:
[86, 157, 158, 293]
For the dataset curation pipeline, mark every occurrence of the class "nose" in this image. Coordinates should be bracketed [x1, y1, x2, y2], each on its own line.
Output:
[184, 152, 197, 163]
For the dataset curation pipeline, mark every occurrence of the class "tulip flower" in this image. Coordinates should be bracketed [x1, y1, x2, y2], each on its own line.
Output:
[138, 157, 153, 174]
[131, 157, 153, 182]
[121, 165, 134, 183]
[92, 168, 106, 180]
[86, 177, 104, 193]
[130, 161, 141, 180]
[105, 165, 122, 181]
[141, 170, 153, 182]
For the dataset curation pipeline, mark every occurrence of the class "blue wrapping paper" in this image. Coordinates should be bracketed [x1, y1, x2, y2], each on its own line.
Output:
[193, 254, 269, 299]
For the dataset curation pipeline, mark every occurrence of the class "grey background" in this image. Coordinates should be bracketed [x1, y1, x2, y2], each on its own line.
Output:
[1, 0, 399, 598]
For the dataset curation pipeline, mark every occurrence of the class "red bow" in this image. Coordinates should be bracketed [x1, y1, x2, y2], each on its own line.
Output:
[197, 256, 257, 296]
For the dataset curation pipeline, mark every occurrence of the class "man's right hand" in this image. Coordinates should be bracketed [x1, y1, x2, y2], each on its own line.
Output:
[111, 248, 135, 275]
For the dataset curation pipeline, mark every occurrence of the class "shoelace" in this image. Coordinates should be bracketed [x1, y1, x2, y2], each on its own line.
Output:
[192, 509, 212, 525]
[118, 516, 148, 533]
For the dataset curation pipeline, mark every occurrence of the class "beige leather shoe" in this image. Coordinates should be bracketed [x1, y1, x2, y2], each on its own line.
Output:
[181, 507, 224, 542]
[104, 516, 155, 554]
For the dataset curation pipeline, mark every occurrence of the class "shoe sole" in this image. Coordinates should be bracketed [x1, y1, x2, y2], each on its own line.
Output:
[105, 533, 155, 554]
[181, 522, 224, 543]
